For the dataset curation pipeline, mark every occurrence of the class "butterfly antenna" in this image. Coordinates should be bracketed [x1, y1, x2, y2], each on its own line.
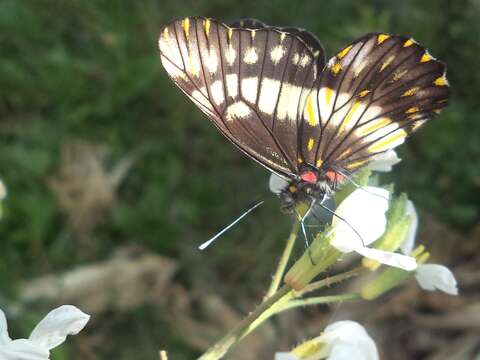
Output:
[318, 202, 366, 247]
[198, 200, 265, 250]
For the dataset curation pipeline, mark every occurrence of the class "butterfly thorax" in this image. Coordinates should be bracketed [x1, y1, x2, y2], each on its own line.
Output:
[279, 167, 345, 213]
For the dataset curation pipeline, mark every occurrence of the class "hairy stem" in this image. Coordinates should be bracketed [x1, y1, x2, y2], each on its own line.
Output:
[266, 218, 300, 298]
[273, 293, 361, 313]
[197, 285, 291, 360]
[296, 266, 364, 296]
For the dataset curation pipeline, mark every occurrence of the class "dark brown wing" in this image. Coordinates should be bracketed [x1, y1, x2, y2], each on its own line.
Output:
[299, 33, 449, 171]
[230, 18, 325, 68]
[159, 17, 325, 178]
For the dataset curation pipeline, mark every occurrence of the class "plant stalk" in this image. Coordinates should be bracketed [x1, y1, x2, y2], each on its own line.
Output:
[266, 218, 300, 298]
[197, 285, 291, 360]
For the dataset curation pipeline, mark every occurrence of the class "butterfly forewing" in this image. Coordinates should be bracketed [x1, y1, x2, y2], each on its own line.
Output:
[160, 18, 450, 187]
[159, 17, 323, 177]
[230, 19, 326, 71]
[305, 33, 449, 171]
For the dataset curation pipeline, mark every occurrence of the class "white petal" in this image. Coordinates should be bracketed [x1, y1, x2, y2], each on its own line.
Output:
[0, 308, 12, 345]
[330, 187, 389, 251]
[269, 173, 289, 194]
[370, 150, 401, 172]
[400, 200, 418, 255]
[0, 339, 50, 360]
[327, 340, 377, 360]
[415, 264, 458, 295]
[355, 247, 417, 271]
[275, 352, 300, 360]
[318, 321, 379, 360]
[0, 179, 6, 200]
[29, 305, 90, 350]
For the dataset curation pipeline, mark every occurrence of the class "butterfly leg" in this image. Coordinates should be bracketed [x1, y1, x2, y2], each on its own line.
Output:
[296, 198, 317, 265]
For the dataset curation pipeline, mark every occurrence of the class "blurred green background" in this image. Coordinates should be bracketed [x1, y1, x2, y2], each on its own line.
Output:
[0, 0, 479, 359]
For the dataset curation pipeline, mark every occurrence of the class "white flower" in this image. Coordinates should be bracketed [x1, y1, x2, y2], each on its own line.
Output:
[400, 202, 458, 295]
[269, 173, 289, 194]
[370, 150, 401, 172]
[415, 264, 458, 295]
[275, 321, 379, 360]
[329, 187, 417, 271]
[0, 305, 90, 360]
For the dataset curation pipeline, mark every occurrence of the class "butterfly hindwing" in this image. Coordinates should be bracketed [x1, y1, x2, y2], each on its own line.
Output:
[302, 33, 449, 171]
[159, 17, 324, 177]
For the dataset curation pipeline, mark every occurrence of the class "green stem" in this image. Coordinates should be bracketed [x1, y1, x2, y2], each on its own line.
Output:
[241, 291, 361, 340]
[273, 293, 361, 313]
[197, 285, 291, 360]
[241, 269, 363, 341]
[296, 266, 364, 297]
[266, 218, 300, 298]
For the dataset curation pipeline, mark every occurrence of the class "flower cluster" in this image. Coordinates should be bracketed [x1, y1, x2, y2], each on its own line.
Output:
[270, 150, 457, 359]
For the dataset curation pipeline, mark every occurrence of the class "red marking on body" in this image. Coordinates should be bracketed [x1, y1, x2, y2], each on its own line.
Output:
[300, 171, 318, 184]
[325, 170, 345, 183]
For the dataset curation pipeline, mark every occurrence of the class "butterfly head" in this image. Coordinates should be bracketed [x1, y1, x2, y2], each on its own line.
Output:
[279, 166, 345, 212]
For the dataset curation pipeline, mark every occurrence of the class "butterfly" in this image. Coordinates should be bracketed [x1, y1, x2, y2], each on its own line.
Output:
[158, 17, 449, 211]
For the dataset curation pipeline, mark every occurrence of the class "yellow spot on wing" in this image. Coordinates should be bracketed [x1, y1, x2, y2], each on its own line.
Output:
[228, 27, 233, 41]
[393, 69, 408, 81]
[325, 87, 334, 104]
[434, 76, 447, 86]
[420, 52, 432, 62]
[340, 101, 361, 132]
[406, 107, 419, 114]
[289, 185, 297, 193]
[358, 118, 391, 136]
[182, 18, 190, 37]
[401, 87, 419, 97]
[368, 129, 407, 152]
[204, 19, 211, 35]
[339, 148, 352, 159]
[403, 39, 414, 47]
[337, 45, 352, 59]
[346, 160, 366, 169]
[377, 34, 390, 44]
[306, 94, 318, 126]
[280, 32, 286, 42]
[359, 90, 370, 97]
[307, 138, 315, 151]
[412, 120, 427, 130]
[316, 159, 323, 167]
[163, 27, 169, 39]
[331, 62, 342, 75]
[251, 30, 256, 39]
[380, 55, 395, 72]
[297, 157, 304, 164]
